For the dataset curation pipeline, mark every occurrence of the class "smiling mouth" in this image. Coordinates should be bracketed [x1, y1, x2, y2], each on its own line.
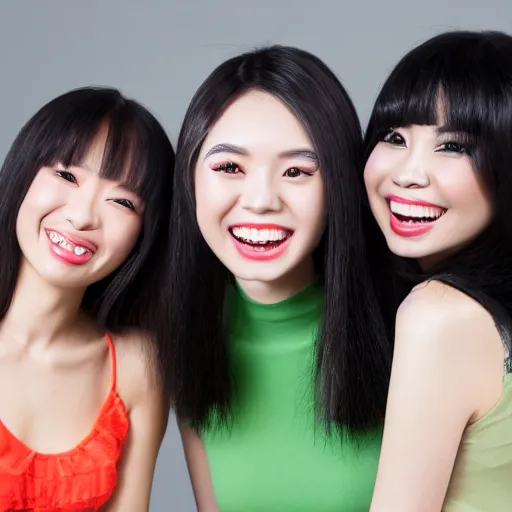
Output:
[46, 230, 93, 256]
[229, 226, 293, 251]
[388, 199, 447, 224]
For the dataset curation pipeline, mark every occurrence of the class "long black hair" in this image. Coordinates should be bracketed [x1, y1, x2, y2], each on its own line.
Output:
[364, 30, 512, 361]
[1, 86, 175, 378]
[167, 45, 397, 434]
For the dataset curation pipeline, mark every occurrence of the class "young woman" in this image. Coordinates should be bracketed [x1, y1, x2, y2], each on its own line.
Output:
[0, 87, 174, 511]
[364, 31, 512, 511]
[166, 46, 398, 510]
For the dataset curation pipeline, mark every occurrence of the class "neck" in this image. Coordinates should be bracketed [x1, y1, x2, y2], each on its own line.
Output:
[0, 259, 88, 348]
[236, 256, 315, 304]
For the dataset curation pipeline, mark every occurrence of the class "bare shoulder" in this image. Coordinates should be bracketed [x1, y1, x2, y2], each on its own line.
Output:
[109, 328, 167, 411]
[396, 280, 499, 353]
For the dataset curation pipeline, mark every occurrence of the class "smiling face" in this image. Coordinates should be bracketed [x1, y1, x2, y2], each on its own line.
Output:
[194, 90, 326, 295]
[15, 127, 144, 290]
[364, 124, 493, 267]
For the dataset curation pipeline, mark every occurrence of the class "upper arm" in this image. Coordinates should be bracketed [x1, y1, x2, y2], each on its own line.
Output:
[370, 282, 503, 512]
[179, 421, 218, 512]
[102, 333, 170, 512]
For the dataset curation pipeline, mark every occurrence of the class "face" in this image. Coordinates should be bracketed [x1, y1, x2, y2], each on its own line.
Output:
[194, 90, 325, 291]
[364, 124, 492, 267]
[16, 128, 144, 290]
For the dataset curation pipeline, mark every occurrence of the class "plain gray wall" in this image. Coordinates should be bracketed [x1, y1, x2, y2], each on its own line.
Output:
[0, 1, 510, 510]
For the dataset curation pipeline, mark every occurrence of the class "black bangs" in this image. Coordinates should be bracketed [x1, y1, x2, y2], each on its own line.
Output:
[26, 87, 157, 201]
[365, 31, 512, 158]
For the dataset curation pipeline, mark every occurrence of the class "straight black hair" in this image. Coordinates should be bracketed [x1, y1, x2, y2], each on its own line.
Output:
[166, 45, 398, 434]
[364, 30, 512, 361]
[0, 86, 175, 378]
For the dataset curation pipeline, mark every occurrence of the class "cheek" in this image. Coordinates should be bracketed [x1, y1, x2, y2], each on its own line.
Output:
[18, 177, 65, 223]
[104, 215, 142, 257]
[437, 166, 490, 214]
[195, 171, 236, 226]
[290, 181, 326, 240]
[363, 151, 386, 193]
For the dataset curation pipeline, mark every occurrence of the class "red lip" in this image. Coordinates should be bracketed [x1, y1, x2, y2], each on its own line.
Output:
[229, 223, 292, 232]
[388, 195, 443, 208]
[45, 229, 97, 253]
[389, 214, 436, 237]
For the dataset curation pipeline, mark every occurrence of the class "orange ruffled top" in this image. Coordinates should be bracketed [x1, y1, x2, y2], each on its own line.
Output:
[0, 334, 129, 511]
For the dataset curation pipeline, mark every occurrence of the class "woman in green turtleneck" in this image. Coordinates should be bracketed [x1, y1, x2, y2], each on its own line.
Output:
[166, 45, 398, 511]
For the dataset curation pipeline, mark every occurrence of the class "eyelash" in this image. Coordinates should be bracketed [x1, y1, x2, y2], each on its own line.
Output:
[54, 169, 136, 211]
[380, 129, 470, 154]
[209, 161, 314, 178]
[55, 169, 77, 183]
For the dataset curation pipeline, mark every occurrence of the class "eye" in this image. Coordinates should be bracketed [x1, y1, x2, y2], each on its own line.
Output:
[283, 167, 313, 178]
[210, 162, 242, 174]
[55, 169, 77, 183]
[381, 129, 406, 146]
[436, 141, 467, 154]
[112, 198, 135, 211]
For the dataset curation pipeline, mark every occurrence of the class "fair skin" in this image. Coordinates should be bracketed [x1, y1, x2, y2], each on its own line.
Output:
[364, 123, 504, 511]
[183, 90, 326, 509]
[0, 129, 168, 511]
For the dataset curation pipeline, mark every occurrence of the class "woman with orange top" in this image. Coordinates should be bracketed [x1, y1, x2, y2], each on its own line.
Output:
[0, 87, 174, 511]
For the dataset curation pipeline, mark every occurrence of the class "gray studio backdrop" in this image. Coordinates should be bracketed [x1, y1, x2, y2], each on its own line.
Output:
[0, 1, 510, 510]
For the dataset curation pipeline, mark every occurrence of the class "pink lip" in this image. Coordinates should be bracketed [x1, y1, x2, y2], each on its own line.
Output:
[388, 195, 443, 208]
[389, 213, 436, 237]
[231, 235, 291, 261]
[45, 229, 96, 265]
[229, 223, 292, 232]
[229, 224, 292, 261]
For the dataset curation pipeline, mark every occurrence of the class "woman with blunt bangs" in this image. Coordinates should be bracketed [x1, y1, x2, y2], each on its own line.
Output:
[166, 46, 398, 510]
[364, 31, 512, 511]
[0, 87, 175, 511]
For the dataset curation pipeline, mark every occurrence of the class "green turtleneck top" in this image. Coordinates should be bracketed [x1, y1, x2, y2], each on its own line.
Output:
[202, 281, 383, 511]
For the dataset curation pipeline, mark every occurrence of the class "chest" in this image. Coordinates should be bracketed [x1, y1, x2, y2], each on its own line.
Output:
[0, 352, 110, 453]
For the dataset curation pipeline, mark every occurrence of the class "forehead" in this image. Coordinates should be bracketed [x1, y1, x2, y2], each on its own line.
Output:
[202, 91, 313, 156]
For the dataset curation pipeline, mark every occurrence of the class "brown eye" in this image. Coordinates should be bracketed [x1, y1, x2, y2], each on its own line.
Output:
[283, 168, 312, 178]
[210, 162, 242, 174]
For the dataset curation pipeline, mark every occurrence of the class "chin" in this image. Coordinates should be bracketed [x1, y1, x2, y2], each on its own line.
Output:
[385, 239, 432, 260]
[231, 266, 289, 284]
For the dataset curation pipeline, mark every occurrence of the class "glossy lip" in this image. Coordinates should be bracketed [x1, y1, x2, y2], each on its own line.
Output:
[228, 223, 293, 261]
[45, 228, 97, 265]
[386, 195, 447, 238]
[229, 223, 293, 232]
[389, 213, 437, 237]
[231, 235, 291, 261]
[388, 195, 444, 209]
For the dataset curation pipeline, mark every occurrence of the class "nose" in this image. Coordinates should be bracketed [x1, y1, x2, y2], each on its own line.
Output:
[239, 171, 282, 214]
[392, 151, 430, 189]
[65, 185, 100, 231]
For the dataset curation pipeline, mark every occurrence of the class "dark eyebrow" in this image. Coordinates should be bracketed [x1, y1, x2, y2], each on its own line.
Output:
[279, 149, 318, 164]
[204, 143, 248, 159]
[204, 144, 318, 164]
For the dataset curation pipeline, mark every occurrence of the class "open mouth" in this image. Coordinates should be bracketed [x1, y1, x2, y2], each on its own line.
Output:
[389, 199, 447, 225]
[46, 230, 93, 256]
[229, 226, 293, 253]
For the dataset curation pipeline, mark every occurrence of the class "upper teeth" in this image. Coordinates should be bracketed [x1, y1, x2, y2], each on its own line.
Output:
[390, 201, 444, 219]
[48, 231, 89, 256]
[231, 227, 289, 243]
